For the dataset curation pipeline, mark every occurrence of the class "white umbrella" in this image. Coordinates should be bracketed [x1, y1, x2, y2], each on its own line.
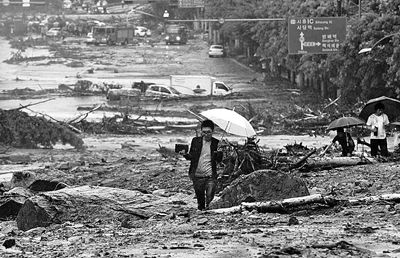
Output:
[200, 108, 256, 137]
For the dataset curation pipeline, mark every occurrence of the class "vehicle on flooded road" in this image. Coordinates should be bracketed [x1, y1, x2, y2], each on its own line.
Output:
[90, 26, 135, 45]
[164, 24, 188, 45]
[170, 75, 231, 96]
[145, 84, 181, 98]
[46, 27, 61, 37]
[134, 26, 151, 37]
[208, 45, 226, 58]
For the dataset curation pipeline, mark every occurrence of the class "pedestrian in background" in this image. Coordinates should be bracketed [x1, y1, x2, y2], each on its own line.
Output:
[366, 102, 390, 157]
[332, 128, 355, 156]
[182, 120, 223, 210]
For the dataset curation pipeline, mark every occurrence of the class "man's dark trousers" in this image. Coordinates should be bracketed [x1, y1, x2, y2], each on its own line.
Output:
[370, 138, 388, 156]
[193, 177, 216, 210]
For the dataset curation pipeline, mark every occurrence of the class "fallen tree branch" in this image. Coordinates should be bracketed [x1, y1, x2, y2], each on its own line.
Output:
[323, 95, 341, 110]
[11, 98, 56, 111]
[210, 193, 400, 214]
[23, 106, 82, 134]
[67, 104, 102, 124]
[290, 149, 317, 169]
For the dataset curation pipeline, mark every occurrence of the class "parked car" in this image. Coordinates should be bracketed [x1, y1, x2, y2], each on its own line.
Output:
[208, 45, 225, 58]
[46, 27, 61, 37]
[85, 32, 96, 44]
[145, 84, 180, 98]
[134, 26, 151, 37]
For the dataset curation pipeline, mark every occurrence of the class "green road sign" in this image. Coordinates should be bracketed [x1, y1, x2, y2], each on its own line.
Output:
[288, 17, 346, 55]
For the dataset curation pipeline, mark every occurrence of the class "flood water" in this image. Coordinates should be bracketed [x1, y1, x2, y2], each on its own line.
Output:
[0, 37, 183, 121]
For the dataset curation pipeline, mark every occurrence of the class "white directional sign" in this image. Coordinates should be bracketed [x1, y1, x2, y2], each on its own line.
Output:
[288, 17, 346, 54]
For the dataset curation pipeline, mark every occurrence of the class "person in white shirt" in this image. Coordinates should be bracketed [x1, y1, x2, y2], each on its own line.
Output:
[366, 102, 390, 157]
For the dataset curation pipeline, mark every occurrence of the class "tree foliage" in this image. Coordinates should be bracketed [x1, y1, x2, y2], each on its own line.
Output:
[0, 109, 84, 149]
[203, 0, 400, 105]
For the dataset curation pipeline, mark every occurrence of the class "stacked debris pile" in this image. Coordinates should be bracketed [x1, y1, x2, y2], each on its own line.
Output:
[217, 138, 271, 192]
[0, 109, 83, 149]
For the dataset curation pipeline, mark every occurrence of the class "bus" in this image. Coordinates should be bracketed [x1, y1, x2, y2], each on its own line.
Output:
[164, 24, 188, 45]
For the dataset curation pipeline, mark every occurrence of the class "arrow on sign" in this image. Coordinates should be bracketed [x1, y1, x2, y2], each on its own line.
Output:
[303, 42, 321, 47]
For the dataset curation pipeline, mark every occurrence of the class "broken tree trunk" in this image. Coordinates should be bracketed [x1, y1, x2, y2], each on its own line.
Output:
[210, 193, 400, 214]
[16, 185, 191, 231]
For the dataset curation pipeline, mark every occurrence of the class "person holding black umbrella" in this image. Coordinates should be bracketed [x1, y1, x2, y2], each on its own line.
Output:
[366, 102, 390, 157]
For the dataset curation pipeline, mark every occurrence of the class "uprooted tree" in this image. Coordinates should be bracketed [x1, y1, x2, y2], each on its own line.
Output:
[0, 109, 83, 149]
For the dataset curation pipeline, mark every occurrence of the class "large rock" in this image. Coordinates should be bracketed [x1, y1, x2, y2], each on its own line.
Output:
[0, 187, 34, 219]
[211, 170, 309, 209]
[16, 185, 193, 231]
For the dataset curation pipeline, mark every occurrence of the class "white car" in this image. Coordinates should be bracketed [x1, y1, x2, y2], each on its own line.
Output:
[208, 45, 226, 58]
[85, 32, 96, 44]
[135, 26, 151, 37]
[145, 84, 180, 98]
[46, 28, 61, 37]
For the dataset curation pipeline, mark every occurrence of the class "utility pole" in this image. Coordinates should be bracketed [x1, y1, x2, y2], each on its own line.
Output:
[359, 0, 361, 18]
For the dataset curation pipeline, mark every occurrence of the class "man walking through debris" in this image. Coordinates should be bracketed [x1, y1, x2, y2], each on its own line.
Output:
[182, 120, 223, 210]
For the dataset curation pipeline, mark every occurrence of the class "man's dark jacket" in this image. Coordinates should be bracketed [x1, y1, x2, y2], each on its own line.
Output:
[184, 136, 222, 179]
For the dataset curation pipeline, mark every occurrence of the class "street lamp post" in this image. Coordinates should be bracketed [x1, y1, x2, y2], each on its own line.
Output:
[358, 33, 400, 54]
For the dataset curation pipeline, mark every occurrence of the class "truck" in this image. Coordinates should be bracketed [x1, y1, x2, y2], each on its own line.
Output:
[89, 26, 135, 45]
[170, 75, 232, 96]
[164, 24, 188, 45]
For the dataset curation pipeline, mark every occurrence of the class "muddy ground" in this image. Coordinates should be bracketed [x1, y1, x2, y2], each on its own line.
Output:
[1, 135, 400, 258]
[1, 35, 400, 257]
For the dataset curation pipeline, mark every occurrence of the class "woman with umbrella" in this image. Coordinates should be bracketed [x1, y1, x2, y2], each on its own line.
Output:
[366, 102, 390, 157]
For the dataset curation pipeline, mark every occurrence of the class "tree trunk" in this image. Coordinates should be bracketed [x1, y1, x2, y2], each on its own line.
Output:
[211, 193, 400, 214]
[306, 156, 375, 169]
[298, 72, 305, 89]
[321, 74, 326, 98]
[291, 70, 296, 85]
[16, 186, 189, 231]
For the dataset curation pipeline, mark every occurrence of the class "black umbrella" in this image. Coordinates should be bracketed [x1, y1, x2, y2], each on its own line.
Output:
[326, 117, 365, 131]
[359, 96, 400, 121]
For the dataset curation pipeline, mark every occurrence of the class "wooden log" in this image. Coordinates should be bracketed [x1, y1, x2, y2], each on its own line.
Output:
[348, 194, 400, 205]
[306, 156, 375, 168]
[210, 193, 400, 214]
[241, 194, 329, 213]
[16, 185, 190, 231]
